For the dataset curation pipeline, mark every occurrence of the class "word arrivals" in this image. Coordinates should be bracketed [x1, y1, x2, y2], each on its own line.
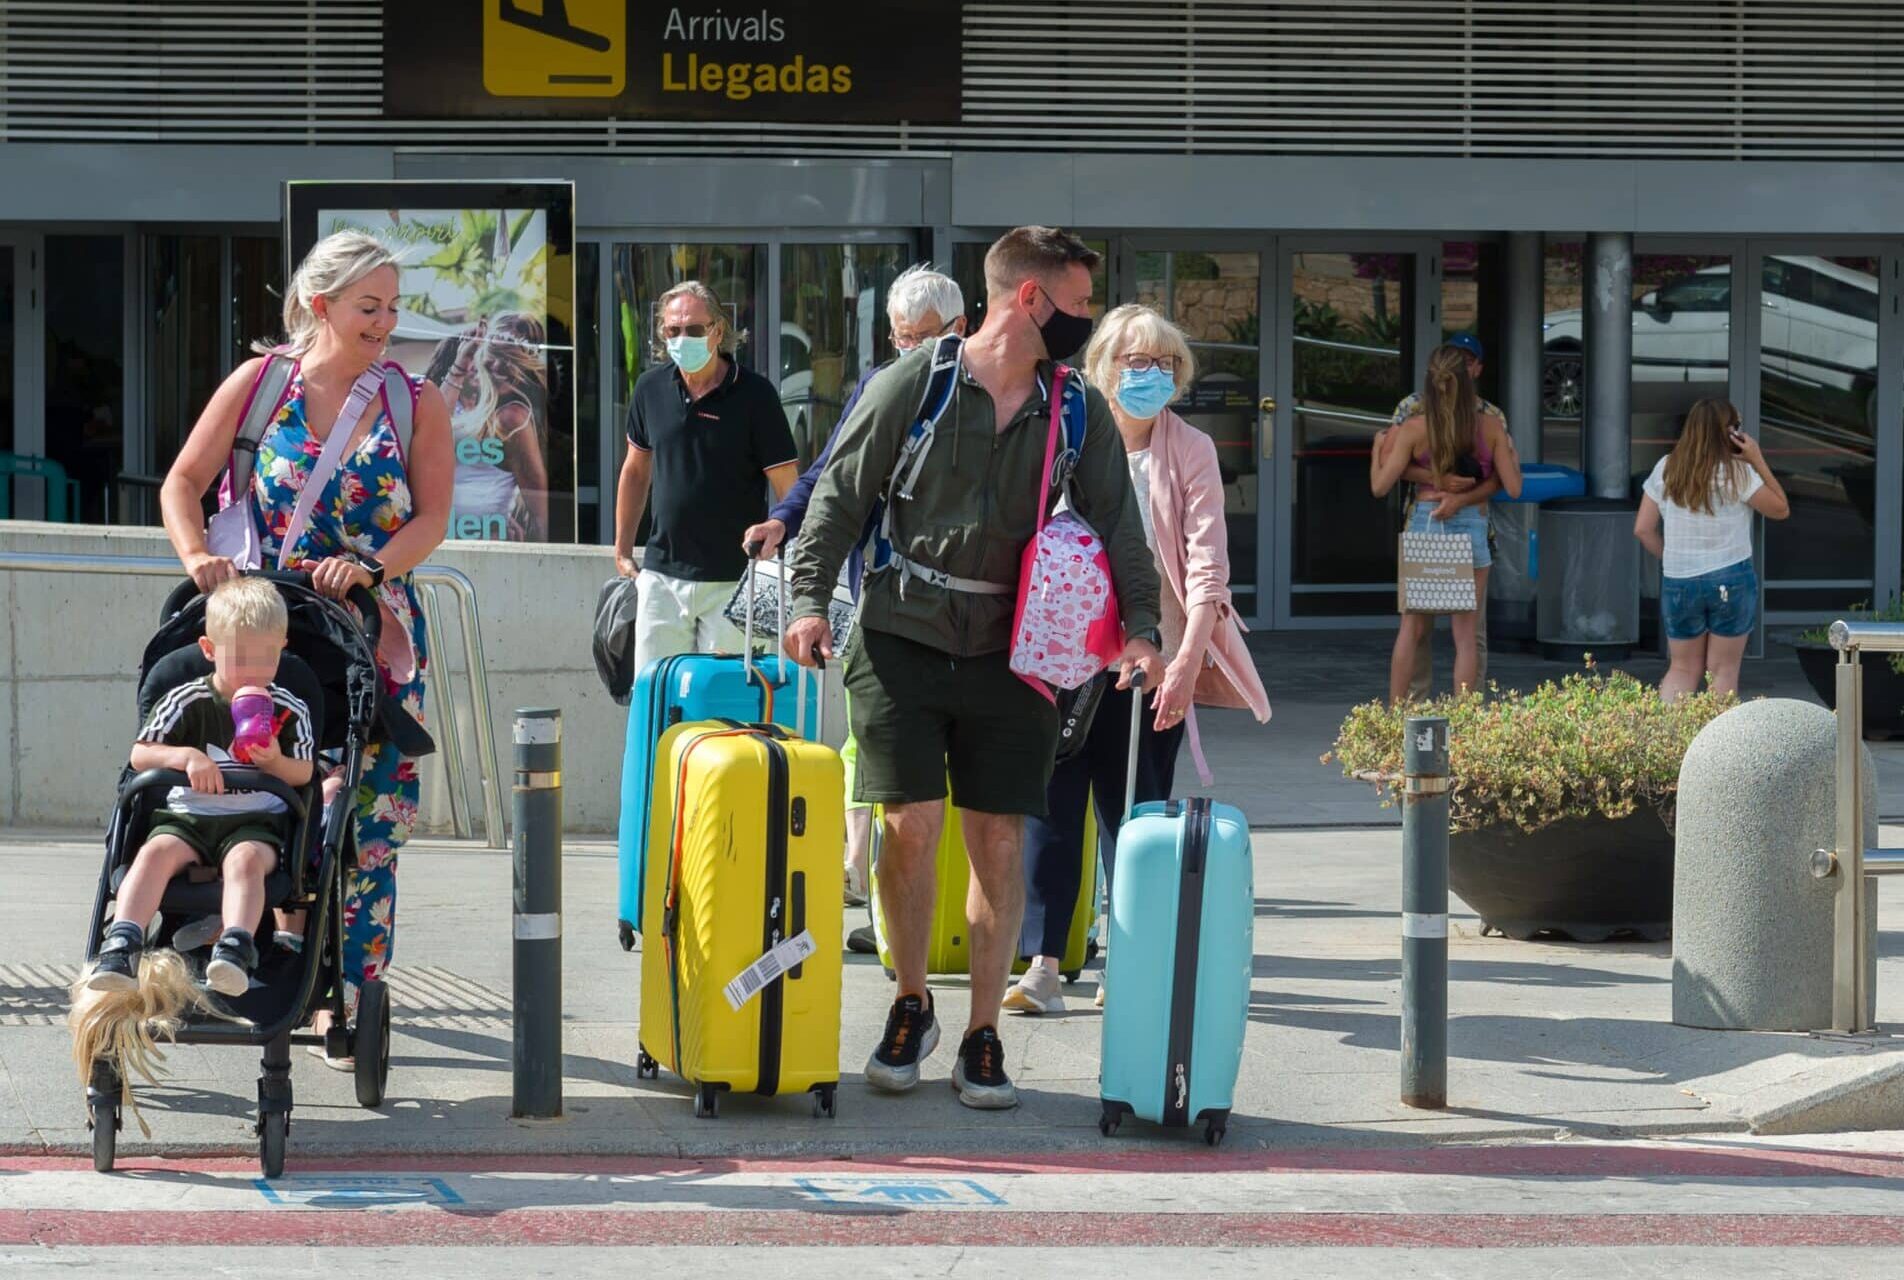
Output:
[663, 7, 788, 43]
[660, 53, 851, 101]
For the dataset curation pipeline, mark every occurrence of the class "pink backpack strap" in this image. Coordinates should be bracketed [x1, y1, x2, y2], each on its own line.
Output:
[221, 355, 295, 504]
[378, 360, 417, 466]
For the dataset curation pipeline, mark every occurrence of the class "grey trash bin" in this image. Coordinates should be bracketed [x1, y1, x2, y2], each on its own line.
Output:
[1536, 497, 1640, 661]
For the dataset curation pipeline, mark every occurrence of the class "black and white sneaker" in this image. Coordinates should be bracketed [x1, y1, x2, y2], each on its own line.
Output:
[205, 929, 258, 997]
[84, 925, 142, 993]
[865, 993, 940, 1092]
[951, 1026, 1018, 1110]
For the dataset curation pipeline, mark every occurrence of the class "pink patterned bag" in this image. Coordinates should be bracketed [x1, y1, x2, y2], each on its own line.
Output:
[1008, 367, 1124, 700]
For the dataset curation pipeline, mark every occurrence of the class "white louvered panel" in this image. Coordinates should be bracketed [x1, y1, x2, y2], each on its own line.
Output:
[2, 1, 1902, 157]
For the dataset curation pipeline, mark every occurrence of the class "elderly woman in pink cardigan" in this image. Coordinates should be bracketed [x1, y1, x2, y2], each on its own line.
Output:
[1005, 303, 1272, 1015]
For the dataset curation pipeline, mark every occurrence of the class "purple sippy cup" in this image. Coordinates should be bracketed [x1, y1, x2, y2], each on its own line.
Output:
[230, 685, 276, 764]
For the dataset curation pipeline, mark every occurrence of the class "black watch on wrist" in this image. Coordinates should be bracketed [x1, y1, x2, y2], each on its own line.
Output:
[352, 554, 386, 589]
[1132, 626, 1163, 649]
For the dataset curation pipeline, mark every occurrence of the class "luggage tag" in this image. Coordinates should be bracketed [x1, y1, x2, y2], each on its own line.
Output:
[722, 929, 818, 1011]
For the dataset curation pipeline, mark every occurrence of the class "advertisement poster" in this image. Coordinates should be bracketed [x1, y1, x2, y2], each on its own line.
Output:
[285, 180, 577, 543]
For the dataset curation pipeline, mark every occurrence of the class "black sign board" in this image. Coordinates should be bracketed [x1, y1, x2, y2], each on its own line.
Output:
[385, 1, 962, 122]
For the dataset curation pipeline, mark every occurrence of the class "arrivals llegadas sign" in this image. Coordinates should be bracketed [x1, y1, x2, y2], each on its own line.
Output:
[385, 1, 961, 122]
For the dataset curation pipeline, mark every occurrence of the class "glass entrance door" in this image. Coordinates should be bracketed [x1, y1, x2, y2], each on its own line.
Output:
[1276, 242, 1431, 621]
[1115, 240, 1272, 622]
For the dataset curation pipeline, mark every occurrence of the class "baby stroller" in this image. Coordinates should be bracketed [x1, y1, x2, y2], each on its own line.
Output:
[81, 570, 430, 1177]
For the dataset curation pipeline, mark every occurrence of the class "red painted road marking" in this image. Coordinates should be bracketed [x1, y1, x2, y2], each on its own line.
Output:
[1, 1210, 1901, 1249]
[2, 1145, 1901, 1180]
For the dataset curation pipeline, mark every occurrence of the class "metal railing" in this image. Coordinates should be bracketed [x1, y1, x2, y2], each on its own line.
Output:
[0, 550, 504, 849]
[1815, 620, 1904, 1033]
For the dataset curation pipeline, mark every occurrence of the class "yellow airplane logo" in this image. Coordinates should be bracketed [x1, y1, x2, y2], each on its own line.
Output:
[484, 0, 624, 98]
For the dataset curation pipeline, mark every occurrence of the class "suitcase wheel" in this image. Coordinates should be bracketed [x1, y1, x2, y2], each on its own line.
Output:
[636, 1049, 659, 1080]
[1204, 1119, 1226, 1147]
[694, 1083, 721, 1119]
[811, 1084, 837, 1120]
[617, 920, 636, 953]
[1062, 970, 1080, 984]
[1097, 1102, 1122, 1138]
[881, 966, 895, 983]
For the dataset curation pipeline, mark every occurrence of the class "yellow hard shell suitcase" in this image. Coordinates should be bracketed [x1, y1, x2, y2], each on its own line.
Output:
[636, 720, 844, 1118]
[869, 796, 1099, 980]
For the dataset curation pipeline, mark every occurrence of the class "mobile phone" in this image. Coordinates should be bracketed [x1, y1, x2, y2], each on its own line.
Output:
[1728, 427, 1746, 454]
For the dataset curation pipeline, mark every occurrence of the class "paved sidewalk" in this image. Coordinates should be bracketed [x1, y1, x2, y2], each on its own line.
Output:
[2, 823, 1899, 1158]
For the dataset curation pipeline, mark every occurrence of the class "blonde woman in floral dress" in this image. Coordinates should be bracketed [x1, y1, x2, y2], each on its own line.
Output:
[160, 231, 453, 1064]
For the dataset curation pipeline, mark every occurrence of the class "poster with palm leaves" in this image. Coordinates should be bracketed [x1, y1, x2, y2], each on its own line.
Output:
[292, 179, 576, 544]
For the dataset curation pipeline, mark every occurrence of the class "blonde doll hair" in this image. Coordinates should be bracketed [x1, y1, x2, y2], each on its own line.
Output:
[69, 949, 226, 1137]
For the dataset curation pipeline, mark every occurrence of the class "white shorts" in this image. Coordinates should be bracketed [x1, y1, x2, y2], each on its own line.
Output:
[632, 569, 746, 676]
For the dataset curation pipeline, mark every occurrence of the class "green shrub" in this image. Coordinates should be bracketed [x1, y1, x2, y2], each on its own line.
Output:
[1325, 667, 1735, 834]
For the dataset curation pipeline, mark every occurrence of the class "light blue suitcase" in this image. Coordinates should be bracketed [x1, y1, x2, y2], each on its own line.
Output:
[1097, 680, 1253, 1145]
[614, 562, 817, 952]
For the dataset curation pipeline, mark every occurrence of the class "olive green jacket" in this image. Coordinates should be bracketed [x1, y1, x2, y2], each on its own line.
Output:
[787, 346, 1161, 658]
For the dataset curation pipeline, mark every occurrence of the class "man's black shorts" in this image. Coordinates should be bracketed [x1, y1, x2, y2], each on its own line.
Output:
[843, 627, 1060, 816]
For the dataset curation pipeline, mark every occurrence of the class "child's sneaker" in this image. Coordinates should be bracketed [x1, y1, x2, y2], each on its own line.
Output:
[205, 929, 259, 997]
[273, 930, 304, 955]
[84, 923, 143, 993]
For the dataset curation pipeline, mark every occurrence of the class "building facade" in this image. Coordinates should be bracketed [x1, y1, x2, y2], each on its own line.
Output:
[2, 1, 1902, 631]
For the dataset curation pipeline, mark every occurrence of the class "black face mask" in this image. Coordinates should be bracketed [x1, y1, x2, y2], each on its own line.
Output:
[1036, 286, 1096, 362]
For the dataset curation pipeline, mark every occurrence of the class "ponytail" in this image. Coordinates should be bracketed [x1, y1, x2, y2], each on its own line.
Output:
[1419, 345, 1478, 479]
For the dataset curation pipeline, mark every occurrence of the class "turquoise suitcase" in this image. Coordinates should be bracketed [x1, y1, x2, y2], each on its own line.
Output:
[1096, 681, 1253, 1145]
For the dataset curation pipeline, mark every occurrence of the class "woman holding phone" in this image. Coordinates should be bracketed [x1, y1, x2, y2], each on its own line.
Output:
[1633, 399, 1789, 702]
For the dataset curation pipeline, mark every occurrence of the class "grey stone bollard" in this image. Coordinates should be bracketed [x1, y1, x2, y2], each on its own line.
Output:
[1672, 698, 1877, 1030]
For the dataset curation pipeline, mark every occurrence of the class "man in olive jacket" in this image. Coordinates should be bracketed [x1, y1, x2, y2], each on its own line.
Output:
[785, 227, 1163, 1111]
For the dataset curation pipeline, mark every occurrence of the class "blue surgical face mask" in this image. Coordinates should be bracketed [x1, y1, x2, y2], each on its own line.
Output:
[1115, 367, 1176, 420]
[666, 334, 714, 374]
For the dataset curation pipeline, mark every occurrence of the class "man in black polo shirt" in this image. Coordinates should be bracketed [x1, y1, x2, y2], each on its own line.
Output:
[614, 280, 799, 673]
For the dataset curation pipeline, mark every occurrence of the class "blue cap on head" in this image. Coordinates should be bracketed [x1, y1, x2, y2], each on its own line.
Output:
[1446, 332, 1484, 361]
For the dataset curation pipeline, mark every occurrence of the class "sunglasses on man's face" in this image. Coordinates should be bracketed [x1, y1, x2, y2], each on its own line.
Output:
[660, 322, 714, 339]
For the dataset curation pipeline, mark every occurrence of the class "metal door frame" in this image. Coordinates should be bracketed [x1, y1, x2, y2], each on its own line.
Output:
[0, 231, 46, 517]
[1275, 235, 1440, 630]
[1741, 237, 1898, 622]
[1111, 234, 1278, 627]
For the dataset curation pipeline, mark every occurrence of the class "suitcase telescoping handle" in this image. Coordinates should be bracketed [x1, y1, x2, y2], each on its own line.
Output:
[1124, 668, 1147, 823]
[740, 540, 824, 741]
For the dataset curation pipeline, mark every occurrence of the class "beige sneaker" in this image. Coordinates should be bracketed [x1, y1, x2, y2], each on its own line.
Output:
[1002, 960, 1065, 1015]
[1094, 972, 1107, 1008]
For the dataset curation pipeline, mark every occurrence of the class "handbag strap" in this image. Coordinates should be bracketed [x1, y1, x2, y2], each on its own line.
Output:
[1034, 366, 1070, 537]
[275, 367, 384, 571]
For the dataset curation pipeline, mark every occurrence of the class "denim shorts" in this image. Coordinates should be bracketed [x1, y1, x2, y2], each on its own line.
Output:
[1405, 502, 1492, 569]
[1662, 559, 1758, 641]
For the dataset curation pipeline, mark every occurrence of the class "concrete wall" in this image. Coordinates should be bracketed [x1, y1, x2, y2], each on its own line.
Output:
[0, 522, 633, 834]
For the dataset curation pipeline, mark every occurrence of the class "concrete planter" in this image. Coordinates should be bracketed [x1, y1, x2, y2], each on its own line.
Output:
[1450, 808, 1675, 942]
[1794, 643, 1904, 739]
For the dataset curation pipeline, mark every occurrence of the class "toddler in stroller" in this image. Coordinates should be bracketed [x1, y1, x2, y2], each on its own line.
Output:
[75, 569, 407, 1175]
[88, 577, 315, 997]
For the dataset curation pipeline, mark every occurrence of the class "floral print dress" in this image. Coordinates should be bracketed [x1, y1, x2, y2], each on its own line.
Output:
[252, 367, 427, 1012]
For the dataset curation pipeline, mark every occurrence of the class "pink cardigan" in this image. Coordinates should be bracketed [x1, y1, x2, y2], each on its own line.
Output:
[1144, 407, 1271, 723]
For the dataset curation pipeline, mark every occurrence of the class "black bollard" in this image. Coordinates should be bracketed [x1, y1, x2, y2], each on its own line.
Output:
[1400, 715, 1449, 1109]
[512, 707, 563, 1119]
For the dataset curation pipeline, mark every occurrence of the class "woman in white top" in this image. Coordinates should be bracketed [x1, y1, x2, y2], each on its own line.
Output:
[1633, 399, 1789, 702]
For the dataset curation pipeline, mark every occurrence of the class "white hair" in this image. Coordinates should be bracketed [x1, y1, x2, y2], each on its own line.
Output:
[255, 230, 401, 357]
[886, 264, 965, 328]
